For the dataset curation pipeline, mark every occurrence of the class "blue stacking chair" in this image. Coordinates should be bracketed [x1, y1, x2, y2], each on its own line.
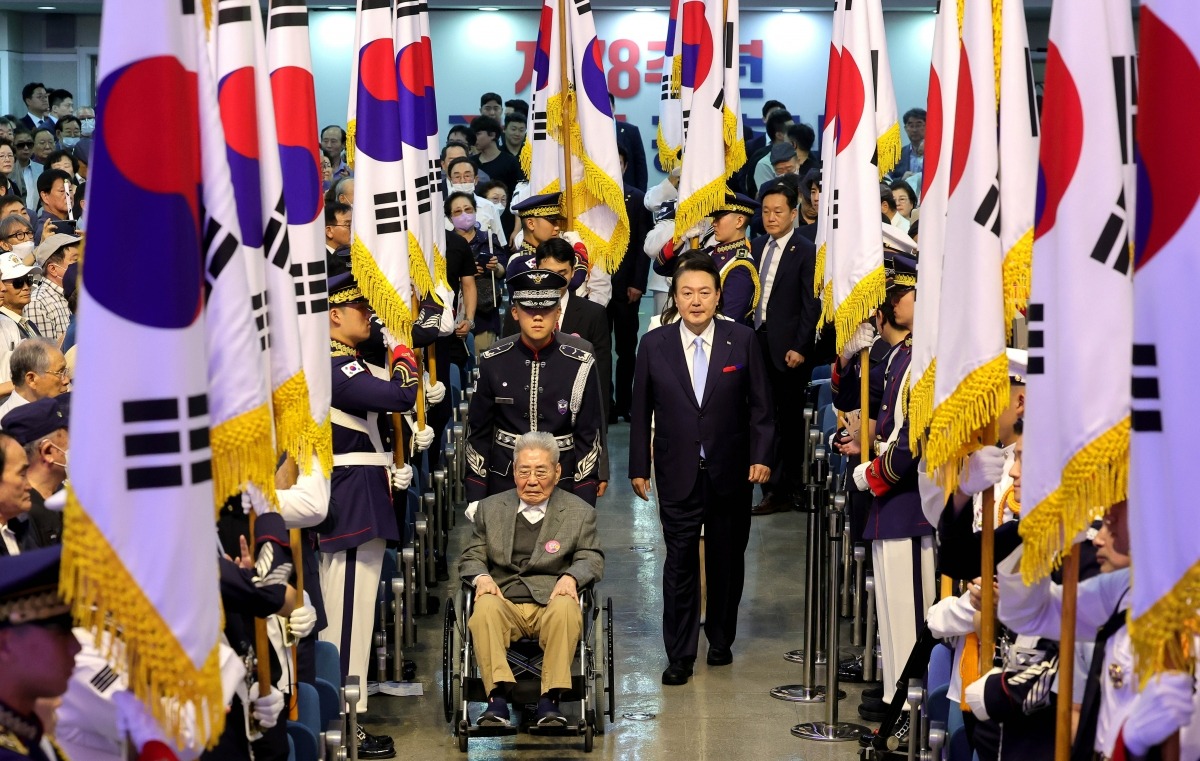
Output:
[314, 677, 342, 730]
[287, 734, 295, 761]
[315, 640, 342, 688]
[928, 643, 954, 690]
[286, 681, 321, 761]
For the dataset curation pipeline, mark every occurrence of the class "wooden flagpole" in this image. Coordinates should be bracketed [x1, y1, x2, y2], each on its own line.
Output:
[1054, 544, 1080, 761]
[980, 490, 996, 667]
[248, 513, 273, 700]
[859, 348, 870, 465]
[288, 528, 303, 721]
[557, 0, 575, 230]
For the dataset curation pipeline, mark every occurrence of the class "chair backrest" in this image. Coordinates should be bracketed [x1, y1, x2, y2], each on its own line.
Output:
[314, 677, 342, 729]
[811, 364, 832, 382]
[926, 683, 950, 725]
[297, 681, 321, 736]
[287, 722, 318, 761]
[928, 643, 954, 690]
[287, 733, 296, 761]
[314, 640, 342, 688]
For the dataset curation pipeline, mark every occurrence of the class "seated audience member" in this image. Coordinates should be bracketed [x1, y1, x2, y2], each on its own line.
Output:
[31, 129, 54, 167]
[881, 185, 910, 233]
[76, 106, 95, 136]
[446, 191, 506, 353]
[326, 176, 353, 207]
[0, 431, 37, 554]
[13, 128, 39, 210]
[0, 252, 43, 397]
[890, 179, 919, 222]
[0, 139, 18, 199]
[321, 152, 333, 189]
[470, 115, 523, 195]
[446, 157, 508, 247]
[26, 233, 79, 343]
[323, 201, 352, 279]
[0, 117, 15, 143]
[889, 108, 926, 181]
[0, 339, 67, 422]
[320, 124, 349, 179]
[0, 215, 34, 266]
[460, 431, 605, 728]
[2, 393, 70, 546]
[34, 169, 74, 245]
[53, 115, 81, 150]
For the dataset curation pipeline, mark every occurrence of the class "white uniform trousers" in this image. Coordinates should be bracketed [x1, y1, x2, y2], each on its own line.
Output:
[320, 537, 386, 712]
[872, 535, 936, 702]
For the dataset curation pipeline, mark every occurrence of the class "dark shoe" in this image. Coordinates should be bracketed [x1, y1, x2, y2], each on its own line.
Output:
[356, 726, 395, 749]
[839, 654, 864, 682]
[477, 695, 511, 727]
[751, 494, 788, 516]
[706, 647, 733, 666]
[862, 685, 884, 700]
[857, 700, 888, 721]
[534, 696, 568, 727]
[356, 726, 397, 759]
[661, 660, 694, 685]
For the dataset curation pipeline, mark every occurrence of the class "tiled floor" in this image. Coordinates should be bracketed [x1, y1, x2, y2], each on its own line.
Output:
[363, 424, 880, 759]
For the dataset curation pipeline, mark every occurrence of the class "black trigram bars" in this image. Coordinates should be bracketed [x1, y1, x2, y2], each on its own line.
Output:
[1026, 302, 1045, 376]
[1131, 343, 1162, 433]
[203, 216, 239, 301]
[268, 0, 308, 28]
[374, 191, 405, 235]
[1089, 189, 1130, 276]
[122, 394, 212, 491]
[291, 260, 328, 315]
[251, 289, 271, 351]
[264, 195, 291, 271]
[973, 176, 1001, 238]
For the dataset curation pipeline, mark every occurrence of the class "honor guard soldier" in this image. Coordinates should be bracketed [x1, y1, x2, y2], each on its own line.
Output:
[318, 273, 417, 754]
[0, 546, 78, 761]
[465, 269, 605, 513]
[653, 190, 761, 326]
[506, 192, 588, 297]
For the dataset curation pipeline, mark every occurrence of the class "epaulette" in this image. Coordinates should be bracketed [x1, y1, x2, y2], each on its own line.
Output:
[714, 238, 751, 258]
[559, 343, 593, 362]
[903, 335, 913, 348]
[0, 728, 27, 756]
[480, 337, 517, 360]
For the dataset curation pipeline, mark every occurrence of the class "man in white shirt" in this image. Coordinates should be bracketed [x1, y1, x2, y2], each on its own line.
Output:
[0, 432, 34, 555]
[0, 338, 68, 424]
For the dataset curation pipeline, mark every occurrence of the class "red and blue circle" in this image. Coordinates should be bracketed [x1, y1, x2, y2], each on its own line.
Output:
[834, 50, 864, 156]
[271, 66, 322, 225]
[86, 56, 202, 328]
[218, 66, 265, 248]
[354, 38, 402, 163]
[533, 6, 553, 92]
[948, 46, 974, 198]
[397, 37, 438, 149]
[581, 37, 611, 117]
[1034, 42, 1083, 240]
[680, 1, 713, 90]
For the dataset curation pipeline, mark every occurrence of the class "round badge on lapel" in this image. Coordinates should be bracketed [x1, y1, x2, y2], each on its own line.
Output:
[544, 540, 561, 554]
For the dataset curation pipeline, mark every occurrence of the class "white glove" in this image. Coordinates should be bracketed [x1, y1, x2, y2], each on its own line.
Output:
[390, 463, 414, 491]
[841, 322, 876, 360]
[465, 500, 479, 523]
[1123, 672, 1196, 755]
[113, 691, 167, 750]
[682, 219, 713, 242]
[289, 591, 317, 640]
[412, 425, 435, 452]
[852, 462, 871, 492]
[249, 683, 284, 729]
[424, 375, 447, 405]
[958, 446, 1008, 496]
[963, 668, 1001, 721]
[560, 230, 583, 248]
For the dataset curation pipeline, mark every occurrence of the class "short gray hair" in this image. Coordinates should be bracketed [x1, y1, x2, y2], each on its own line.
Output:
[0, 214, 30, 240]
[513, 431, 560, 465]
[10, 338, 54, 387]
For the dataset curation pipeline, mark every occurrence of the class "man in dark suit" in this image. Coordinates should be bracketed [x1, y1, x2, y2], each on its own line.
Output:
[610, 94, 647, 192]
[629, 253, 774, 686]
[749, 183, 821, 515]
[460, 431, 605, 728]
[609, 146, 653, 422]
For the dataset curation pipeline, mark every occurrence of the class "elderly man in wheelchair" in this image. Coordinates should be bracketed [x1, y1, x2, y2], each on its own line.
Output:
[459, 430, 605, 730]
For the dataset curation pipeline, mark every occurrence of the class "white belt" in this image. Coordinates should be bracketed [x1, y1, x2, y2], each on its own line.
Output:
[495, 428, 573, 451]
[333, 452, 392, 467]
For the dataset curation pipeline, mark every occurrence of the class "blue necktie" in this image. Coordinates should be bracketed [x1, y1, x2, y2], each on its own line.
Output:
[756, 238, 779, 328]
[693, 336, 707, 456]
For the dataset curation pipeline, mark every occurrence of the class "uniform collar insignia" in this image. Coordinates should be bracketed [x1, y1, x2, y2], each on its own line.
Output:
[0, 701, 40, 746]
[715, 238, 750, 254]
[330, 339, 357, 358]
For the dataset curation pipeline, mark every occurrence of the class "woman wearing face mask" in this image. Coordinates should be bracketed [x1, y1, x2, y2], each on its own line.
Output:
[0, 139, 20, 199]
[0, 215, 36, 266]
[446, 191, 506, 353]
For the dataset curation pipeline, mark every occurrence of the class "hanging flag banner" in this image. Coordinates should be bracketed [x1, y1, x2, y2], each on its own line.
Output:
[813, 1, 845, 327]
[1127, 0, 1199, 684]
[267, 0, 333, 476]
[64, 0, 224, 746]
[673, 0, 746, 243]
[656, 0, 683, 173]
[1019, 0, 1136, 582]
[866, 0, 901, 178]
[924, 0, 1009, 494]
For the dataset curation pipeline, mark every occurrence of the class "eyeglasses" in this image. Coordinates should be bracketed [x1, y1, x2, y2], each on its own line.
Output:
[14, 142, 32, 149]
[4, 230, 31, 242]
[327, 223, 351, 229]
[515, 467, 553, 480]
[42, 368, 68, 380]
[5, 277, 30, 289]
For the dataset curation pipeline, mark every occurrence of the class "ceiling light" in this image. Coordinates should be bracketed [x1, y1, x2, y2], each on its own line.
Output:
[38, 5, 56, 9]
[479, 6, 499, 9]
[781, 7, 801, 12]
[634, 7, 657, 11]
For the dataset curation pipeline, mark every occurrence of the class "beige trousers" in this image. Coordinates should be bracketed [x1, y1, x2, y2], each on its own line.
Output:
[468, 593, 582, 696]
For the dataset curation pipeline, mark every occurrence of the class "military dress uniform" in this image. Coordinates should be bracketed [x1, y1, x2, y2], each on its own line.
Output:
[318, 276, 418, 715]
[466, 270, 604, 506]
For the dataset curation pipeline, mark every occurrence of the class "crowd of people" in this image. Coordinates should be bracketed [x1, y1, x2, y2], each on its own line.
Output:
[0, 77, 1184, 761]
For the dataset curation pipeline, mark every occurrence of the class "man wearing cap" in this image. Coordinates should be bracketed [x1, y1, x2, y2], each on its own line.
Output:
[319, 273, 419, 747]
[0, 253, 42, 401]
[0, 546, 80, 760]
[465, 269, 605, 510]
[2, 394, 68, 548]
[833, 248, 932, 708]
[506, 192, 566, 289]
[654, 190, 762, 326]
[24, 234, 78, 344]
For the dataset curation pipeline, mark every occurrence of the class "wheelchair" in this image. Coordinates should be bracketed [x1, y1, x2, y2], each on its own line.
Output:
[442, 581, 615, 752]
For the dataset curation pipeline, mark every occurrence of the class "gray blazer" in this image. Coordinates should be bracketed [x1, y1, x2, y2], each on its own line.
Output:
[459, 488, 605, 605]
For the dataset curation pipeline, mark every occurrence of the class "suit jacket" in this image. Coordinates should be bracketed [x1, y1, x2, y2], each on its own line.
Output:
[612, 188, 652, 295]
[616, 121, 648, 192]
[459, 488, 605, 604]
[629, 319, 774, 502]
[750, 231, 821, 371]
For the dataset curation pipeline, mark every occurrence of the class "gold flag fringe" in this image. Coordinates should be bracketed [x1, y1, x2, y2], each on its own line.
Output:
[657, 124, 680, 174]
[833, 266, 887, 355]
[956, 0, 965, 39]
[301, 414, 333, 478]
[818, 279, 834, 331]
[674, 171, 728, 246]
[61, 492, 226, 749]
[814, 242, 827, 298]
[670, 54, 682, 99]
[433, 243, 449, 291]
[407, 231, 433, 299]
[1129, 560, 1200, 688]
[924, 353, 1010, 496]
[519, 137, 532, 182]
[991, 0, 1003, 108]
[876, 122, 902, 180]
[723, 106, 747, 178]
[1002, 228, 1032, 329]
[201, 0, 214, 33]
[272, 370, 320, 474]
[350, 235, 413, 345]
[345, 119, 356, 171]
[210, 402, 277, 517]
[1018, 416, 1130, 583]
[908, 357, 937, 457]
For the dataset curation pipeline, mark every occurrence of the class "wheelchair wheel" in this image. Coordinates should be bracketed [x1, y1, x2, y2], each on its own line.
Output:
[458, 718, 469, 752]
[583, 717, 594, 752]
[442, 598, 456, 723]
[604, 597, 615, 723]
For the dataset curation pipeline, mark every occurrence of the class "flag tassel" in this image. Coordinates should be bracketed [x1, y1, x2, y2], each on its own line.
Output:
[1017, 416, 1130, 583]
[813, 242, 827, 298]
[407, 231, 434, 299]
[350, 235, 414, 344]
[272, 370, 319, 465]
[1129, 560, 1200, 688]
[833, 266, 888, 355]
[61, 492, 226, 748]
[210, 402, 278, 516]
[876, 121, 902, 179]
[908, 358, 938, 456]
[925, 352, 1010, 495]
[1001, 227, 1033, 327]
[345, 118, 356, 170]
